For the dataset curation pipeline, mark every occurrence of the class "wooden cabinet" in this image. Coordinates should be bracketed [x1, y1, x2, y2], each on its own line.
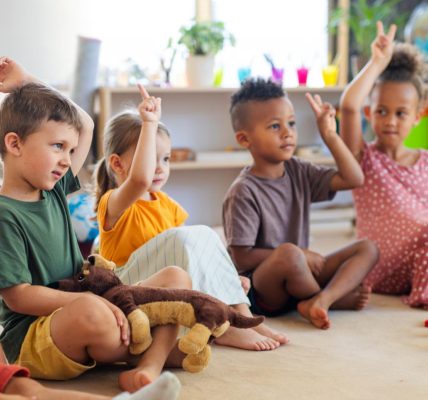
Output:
[95, 86, 348, 226]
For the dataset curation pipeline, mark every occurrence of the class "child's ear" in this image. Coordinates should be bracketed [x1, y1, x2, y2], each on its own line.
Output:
[235, 130, 251, 149]
[3, 132, 23, 156]
[108, 153, 125, 175]
[363, 106, 371, 121]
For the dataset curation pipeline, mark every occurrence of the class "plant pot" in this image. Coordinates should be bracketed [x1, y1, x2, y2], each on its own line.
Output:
[186, 54, 215, 87]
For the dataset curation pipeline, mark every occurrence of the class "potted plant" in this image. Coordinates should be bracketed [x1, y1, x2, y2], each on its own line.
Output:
[328, 0, 409, 76]
[178, 20, 235, 87]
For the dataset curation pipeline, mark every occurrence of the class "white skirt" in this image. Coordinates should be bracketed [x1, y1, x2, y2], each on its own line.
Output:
[116, 225, 250, 306]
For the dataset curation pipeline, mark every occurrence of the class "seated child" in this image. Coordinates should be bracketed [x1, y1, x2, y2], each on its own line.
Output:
[0, 57, 188, 393]
[340, 22, 428, 307]
[223, 78, 379, 329]
[94, 86, 287, 351]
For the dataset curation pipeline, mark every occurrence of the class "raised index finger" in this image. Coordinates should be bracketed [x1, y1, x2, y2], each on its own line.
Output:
[137, 83, 150, 99]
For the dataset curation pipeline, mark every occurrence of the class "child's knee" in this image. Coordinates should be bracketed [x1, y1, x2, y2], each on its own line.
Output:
[65, 296, 118, 336]
[273, 243, 306, 271]
[162, 266, 192, 289]
[356, 239, 379, 262]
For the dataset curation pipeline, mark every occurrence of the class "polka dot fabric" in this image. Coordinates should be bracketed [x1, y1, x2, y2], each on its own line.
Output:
[353, 142, 428, 307]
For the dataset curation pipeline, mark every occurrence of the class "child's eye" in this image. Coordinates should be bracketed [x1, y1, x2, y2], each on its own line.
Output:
[270, 123, 281, 130]
[376, 109, 387, 116]
[164, 156, 170, 163]
[396, 111, 407, 118]
[288, 121, 296, 128]
[53, 143, 63, 150]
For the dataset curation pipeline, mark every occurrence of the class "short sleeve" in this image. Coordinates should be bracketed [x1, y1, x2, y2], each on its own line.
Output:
[171, 198, 188, 226]
[0, 221, 32, 289]
[359, 141, 372, 174]
[0, 364, 30, 393]
[298, 159, 337, 203]
[223, 184, 260, 247]
[57, 169, 80, 196]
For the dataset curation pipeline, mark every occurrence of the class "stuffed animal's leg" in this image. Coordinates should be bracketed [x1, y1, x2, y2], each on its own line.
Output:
[211, 321, 230, 338]
[178, 323, 213, 355]
[128, 309, 153, 355]
[182, 345, 211, 373]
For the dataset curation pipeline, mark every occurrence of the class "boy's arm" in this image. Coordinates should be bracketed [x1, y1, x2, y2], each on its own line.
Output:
[0, 284, 130, 345]
[106, 85, 160, 228]
[339, 22, 397, 160]
[0, 56, 94, 177]
[230, 246, 273, 274]
[306, 93, 364, 191]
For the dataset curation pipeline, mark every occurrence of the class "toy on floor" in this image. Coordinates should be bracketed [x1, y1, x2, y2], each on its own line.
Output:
[54, 255, 264, 372]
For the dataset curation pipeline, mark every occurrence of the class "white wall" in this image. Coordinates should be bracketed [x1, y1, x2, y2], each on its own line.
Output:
[0, 0, 193, 86]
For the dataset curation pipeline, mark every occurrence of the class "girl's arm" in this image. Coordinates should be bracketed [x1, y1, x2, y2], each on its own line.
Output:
[0, 57, 94, 177]
[106, 85, 161, 228]
[306, 93, 364, 191]
[339, 22, 397, 160]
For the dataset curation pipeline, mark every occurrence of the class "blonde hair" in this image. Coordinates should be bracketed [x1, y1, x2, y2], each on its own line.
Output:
[93, 111, 170, 211]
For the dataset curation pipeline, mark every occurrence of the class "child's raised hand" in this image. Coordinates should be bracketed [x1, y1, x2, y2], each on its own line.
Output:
[305, 93, 337, 142]
[370, 21, 396, 67]
[0, 57, 33, 93]
[137, 83, 161, 123]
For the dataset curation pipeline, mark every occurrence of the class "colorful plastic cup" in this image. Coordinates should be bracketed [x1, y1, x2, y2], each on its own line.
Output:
[271, 67, 284, 85]
[238, 67, 251, 83]
[322, 65, 339, 86]
[296, 66, 309, 86]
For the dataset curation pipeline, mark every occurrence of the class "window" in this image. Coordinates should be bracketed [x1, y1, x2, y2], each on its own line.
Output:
[212, 0, 329, 86]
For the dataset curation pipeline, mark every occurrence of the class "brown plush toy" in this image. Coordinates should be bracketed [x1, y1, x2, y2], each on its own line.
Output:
[56, 255, 264, 373]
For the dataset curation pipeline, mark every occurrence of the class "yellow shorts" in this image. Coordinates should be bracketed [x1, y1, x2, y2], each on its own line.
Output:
[16, 309, 96, 380]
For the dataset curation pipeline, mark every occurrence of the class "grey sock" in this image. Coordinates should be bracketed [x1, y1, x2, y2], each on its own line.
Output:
[112, 372, 181, 400]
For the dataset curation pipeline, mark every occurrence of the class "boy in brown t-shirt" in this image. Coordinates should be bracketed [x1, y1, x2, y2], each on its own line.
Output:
[223, 78, 379, 329]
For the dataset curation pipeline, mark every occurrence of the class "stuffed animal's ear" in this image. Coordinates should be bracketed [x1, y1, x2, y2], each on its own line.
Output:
[87, 254, 117, 271]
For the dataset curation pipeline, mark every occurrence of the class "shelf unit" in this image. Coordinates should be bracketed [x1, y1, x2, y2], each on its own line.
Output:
[95, 85, 347, 226]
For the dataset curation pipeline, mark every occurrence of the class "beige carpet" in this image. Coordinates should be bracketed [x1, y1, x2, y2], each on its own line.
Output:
[40, 232, 428, 399]
[43, 294, 428, 400]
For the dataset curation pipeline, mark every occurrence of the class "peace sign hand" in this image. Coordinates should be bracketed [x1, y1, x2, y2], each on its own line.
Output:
[371, 21, 396, 68]
[137, 84, 161, 123]
[306, 93, 337, 142]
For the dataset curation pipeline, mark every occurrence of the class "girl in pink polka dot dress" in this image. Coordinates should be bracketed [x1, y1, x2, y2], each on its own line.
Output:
[340, 21, 428, 308]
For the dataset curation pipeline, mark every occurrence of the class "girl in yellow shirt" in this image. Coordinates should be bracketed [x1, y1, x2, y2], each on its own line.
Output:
[94, 86, 288, 352]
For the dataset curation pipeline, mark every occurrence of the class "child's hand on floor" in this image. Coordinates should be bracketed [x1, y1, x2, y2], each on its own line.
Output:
[0, 57, 34, 93]
[137, 84, 161, 123]
[302, 249, 326, 276]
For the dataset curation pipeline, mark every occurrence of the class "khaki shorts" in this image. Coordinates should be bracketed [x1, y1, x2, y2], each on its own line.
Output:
[16, 309, 96, 380]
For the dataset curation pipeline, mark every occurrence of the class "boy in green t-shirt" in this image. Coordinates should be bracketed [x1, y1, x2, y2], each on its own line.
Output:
[0, 57, 189, 393]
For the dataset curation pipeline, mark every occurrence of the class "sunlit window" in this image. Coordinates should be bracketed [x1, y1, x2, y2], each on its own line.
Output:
[212, 0, 329, 86]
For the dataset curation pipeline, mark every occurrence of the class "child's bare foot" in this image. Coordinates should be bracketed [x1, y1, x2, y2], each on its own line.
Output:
[297, 298, 330, 330]
[214, 326, 281, 351]
[331, 285, 371, 310]
[252, 322, 289, 344]
[239, 275, 251, 295]
[119, 367, 158, 393]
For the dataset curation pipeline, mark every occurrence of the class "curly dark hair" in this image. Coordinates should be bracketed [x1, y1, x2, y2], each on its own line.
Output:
[230, 78, 286, 131]
[377, 43, 427, 101]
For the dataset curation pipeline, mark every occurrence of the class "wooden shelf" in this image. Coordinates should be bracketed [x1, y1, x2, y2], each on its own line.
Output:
[170, 153, 335, 171]
[100, 85, 345, 95]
